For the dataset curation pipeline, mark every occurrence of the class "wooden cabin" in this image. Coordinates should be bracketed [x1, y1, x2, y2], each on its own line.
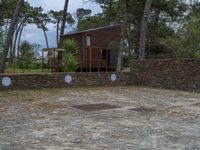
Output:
[42, 25, 122, 72]
[59, 25, 122, 72]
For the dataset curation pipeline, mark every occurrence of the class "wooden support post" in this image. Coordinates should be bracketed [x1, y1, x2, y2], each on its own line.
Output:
[80, 58, 83, 72]
[106, 49, 108, 72]
[53, 49, 56, 73]
[47, 50, 49, 73]
[52, 49, 54, 73]
[98, 60, 100, 72]
[89, 47, 92, 72]
[81, 60, 83, 72]
[42, 50, 44, 72]
[80, 60, 82, 72]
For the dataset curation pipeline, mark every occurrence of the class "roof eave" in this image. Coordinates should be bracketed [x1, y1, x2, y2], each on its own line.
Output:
[60, 24, 121, 37]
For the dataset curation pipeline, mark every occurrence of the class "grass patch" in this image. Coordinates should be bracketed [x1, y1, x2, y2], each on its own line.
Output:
[5, 67, 50, 74]
[0, 90, 25, 98]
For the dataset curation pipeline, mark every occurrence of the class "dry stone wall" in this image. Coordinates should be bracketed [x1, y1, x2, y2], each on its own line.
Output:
[1, 59, 200, 92]
[130, 59, 200, 92]
[0, 72, 130, 90]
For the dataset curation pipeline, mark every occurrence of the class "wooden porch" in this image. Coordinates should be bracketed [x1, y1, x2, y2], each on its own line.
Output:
[80, 46, 110, 72]
[42, 47, 114, 72]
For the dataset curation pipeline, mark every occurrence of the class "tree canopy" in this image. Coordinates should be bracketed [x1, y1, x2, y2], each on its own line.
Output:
[0, 0, 200, 72]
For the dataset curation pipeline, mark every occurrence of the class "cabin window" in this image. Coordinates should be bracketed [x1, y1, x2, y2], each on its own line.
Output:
[86, 35, 91, 46]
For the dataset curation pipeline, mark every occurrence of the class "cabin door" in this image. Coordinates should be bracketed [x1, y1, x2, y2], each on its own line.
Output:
[109, 50, 118, 70]
[101, 50, 117, 70]
[101, 49, 110, 70]
[101, 50, 107, 60]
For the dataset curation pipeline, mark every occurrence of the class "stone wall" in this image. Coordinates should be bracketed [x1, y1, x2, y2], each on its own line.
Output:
[0, 72, 130, 90]
[2, 59, 200, 91]
[130, 59, 200, 92]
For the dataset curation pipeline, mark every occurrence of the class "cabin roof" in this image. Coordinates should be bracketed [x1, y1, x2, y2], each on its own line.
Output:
[42, 48, 65, 52]
[60, 24, 121, 37]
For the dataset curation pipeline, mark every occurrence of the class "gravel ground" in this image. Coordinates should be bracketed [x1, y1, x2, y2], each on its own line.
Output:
[1, 86, 200, 150]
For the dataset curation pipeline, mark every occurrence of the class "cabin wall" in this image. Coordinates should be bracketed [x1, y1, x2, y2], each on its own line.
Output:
[85, 26, 122, 69]
[86, 25, 122, 48]
[59, 33, 84, 64]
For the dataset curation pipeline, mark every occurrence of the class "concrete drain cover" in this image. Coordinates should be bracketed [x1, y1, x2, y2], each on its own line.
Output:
[193, 103, 200, 106]
[130, 107, 156, 113]
[71, 103, 121, 112]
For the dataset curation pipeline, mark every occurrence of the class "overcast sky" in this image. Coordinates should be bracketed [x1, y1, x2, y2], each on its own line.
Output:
[22, 0, 101, 48]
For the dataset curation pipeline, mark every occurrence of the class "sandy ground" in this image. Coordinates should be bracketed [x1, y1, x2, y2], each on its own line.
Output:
[1, 86, 200, 150]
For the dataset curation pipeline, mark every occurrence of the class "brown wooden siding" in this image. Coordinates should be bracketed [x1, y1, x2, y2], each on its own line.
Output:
[60, 25, 122, 70]
[86, 26, 121, 48]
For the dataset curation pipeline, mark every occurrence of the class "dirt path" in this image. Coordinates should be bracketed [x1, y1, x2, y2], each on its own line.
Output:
[1, 86, 200, 149]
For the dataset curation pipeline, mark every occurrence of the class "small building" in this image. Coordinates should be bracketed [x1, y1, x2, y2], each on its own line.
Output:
[60, 25, 122, 72]
[42, 25, 122, 72]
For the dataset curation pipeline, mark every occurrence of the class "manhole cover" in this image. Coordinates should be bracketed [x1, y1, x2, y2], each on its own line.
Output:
[71, 103, 121, 112]
[193, 103, 200, 106]
[129, 107, 156, 113]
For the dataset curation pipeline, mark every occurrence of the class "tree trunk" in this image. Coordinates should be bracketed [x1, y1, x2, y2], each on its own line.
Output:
[116, 0, 127, 72]
[108, 0, 113, 24]
[0, 0, 24, 73]
[56, 20, 60, 47]
[43, 30, 49, 49]
[117, 32, 124, 72]
[0, 26, 3, 48]
[12, 25, 20, 60]
[60, 0, 69, 36]
[9, 25, 17, 63]
[12, 23, 22, 62]
[4, 19, 10, 37]
[13, 18, 28, 60]
[138, 0, 152, 60]
[17, 21, 26, 58]
[0, 20, 9, 47]
[43, 29, 50, 71]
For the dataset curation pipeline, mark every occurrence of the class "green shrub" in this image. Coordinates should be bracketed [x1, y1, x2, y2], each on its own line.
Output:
[29, 62, 41, 69]
[194, 52, 200, 59]
[63, 54, 79, 72]
[63, 39, 79, 54]
[18, 41, 35, 73]
[63, 39, 79, 72]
